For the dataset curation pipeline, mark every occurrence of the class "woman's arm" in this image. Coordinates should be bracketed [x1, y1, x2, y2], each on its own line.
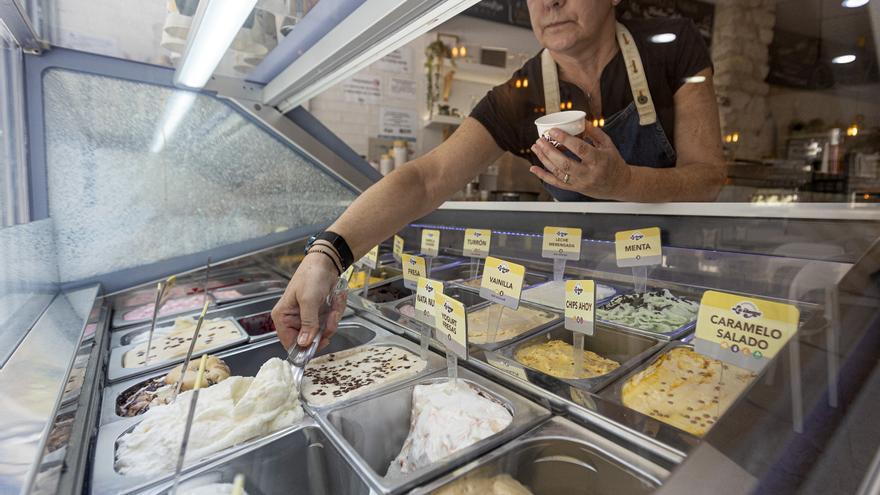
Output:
[623, 68, 727, 201]
[273, 118, 503, 350]
[530, 68, 727, 202]
[330, 117, 503, 258]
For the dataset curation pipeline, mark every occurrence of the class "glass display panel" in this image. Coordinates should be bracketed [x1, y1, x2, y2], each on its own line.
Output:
[42, 68, 354, 282]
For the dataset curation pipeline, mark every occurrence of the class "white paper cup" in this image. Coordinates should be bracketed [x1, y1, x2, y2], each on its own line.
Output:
[535, 110, 586, 147]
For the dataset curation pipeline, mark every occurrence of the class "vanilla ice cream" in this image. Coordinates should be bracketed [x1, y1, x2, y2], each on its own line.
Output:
[387, 381, 512, 475]
[434, 474, 533, 495]
[180, 483, 249, 495]
[122, 318, 241, 368]
[115, 358, 304, 476]
[303, 345, 427, 406]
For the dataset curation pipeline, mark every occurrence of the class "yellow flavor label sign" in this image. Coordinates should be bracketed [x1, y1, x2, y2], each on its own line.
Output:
[615, 227, 662, 267]
[415, 277, 443, 327]
[542, 226, 582, 261]
[462, 228, 491, 258]
[565, 280, 595, 336]
[434, 292, 468, 359]
[341, 265, 355, 283]
[694, 290, 800, 372]
[479, 256, 525, 310]
[358, 245, 379, 270]
[393, 235, 404, 263]
[421, 229, 440, 257]
[401, 254, 427, 290]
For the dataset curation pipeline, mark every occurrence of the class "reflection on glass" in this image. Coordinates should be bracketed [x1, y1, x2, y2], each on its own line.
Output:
[42, 69, 355, 283]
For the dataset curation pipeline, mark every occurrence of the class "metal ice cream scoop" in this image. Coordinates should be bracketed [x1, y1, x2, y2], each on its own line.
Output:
[287, 277, 348, 396]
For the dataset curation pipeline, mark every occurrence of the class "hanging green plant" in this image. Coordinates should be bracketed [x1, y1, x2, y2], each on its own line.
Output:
[425, 40, 455, 114]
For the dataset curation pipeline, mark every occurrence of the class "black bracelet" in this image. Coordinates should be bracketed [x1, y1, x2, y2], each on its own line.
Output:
[311, 231, 354, 271]
[307, 248, 342, 275]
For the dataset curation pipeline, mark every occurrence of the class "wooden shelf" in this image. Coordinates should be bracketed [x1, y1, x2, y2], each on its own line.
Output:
[452, 61, 510, 86]
[423, 115, 463, 128]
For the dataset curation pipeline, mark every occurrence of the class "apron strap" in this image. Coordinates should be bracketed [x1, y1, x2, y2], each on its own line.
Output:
[616, 22, 657, 126]
[541, 49, 561, 114]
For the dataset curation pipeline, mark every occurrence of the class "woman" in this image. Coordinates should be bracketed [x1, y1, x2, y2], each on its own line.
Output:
[273, 0, 725, 350]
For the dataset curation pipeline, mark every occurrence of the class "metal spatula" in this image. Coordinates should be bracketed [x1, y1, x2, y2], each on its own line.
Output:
[287, 277, 348, 395]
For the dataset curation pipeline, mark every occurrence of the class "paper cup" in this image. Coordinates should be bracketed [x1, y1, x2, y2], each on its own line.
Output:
[535, 110, 586, 147]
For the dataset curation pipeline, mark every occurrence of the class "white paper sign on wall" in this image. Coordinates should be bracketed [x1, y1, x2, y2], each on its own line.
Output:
[376, 47, 412, 74]
[342, 76, 381, 104]
[379, 107, 418, 141]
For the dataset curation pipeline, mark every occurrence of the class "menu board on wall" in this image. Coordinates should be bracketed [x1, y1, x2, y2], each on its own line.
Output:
[464, 0, 531, 30]
[616, 0, 715, 45]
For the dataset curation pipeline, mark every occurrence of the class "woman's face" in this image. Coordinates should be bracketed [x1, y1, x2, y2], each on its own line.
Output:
[527, 0, 615, 53]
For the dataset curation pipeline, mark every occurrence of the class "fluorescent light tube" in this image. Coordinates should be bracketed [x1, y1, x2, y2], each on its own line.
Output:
[175, 0, 259, 88]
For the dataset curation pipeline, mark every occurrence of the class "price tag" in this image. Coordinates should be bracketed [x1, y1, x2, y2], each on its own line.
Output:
[486, 354, 528, 380]
[415, 277, 443, 327]
[564, 280, 595, 336]
[393, 235, 405, 263]
[615, 227, 662, 267]
[401, 254, 427, 290]
[542, 226, 582, 261]
[434, 292, 468, 360]
[479, 256, 525, 310]
[694, 291, 800, 372]
[358, 245, 379, 270]
[421, 229, 440, 257]
[462, 228, 491, 258]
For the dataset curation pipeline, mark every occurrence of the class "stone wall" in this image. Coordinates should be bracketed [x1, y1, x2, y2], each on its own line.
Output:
[712, 0, 777, 159]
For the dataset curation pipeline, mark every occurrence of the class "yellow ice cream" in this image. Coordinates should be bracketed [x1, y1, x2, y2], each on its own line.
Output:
[348, 271, 385, 289]
[434, 474, 533, 495]
[467, 305, 557, 344]
[515, 340, 620, 379]
[621, 347, 756, 437]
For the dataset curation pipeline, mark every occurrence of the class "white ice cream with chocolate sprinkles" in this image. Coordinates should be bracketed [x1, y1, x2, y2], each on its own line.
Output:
[303, 345, 427, 406]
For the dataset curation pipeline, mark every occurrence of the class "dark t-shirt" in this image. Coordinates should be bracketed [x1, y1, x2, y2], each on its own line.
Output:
[470, 18, 712, 162]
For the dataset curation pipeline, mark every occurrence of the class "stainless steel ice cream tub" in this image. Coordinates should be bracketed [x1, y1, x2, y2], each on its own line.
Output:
[596, 288, 701, 341]
[111, 293, 217, 329]
[110, 295, 280, 348]
[412, 416, 668, 494]
[101, 319, 386, 425]
[136, 425, 372, 495]
[464, 300, 561, 352]
[519, 279, 621, 311]
[106, 317, 249, 383]
[313, 367, 551, 494]
[453, 269, 551, 292]
[491, 323, 666, 393]
[211, 280, 287, 305]
[383, 286, 486, 333]
[91, 414, 320, 495]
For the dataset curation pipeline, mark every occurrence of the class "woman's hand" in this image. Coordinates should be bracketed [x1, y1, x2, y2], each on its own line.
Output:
[529, 122, 632, 200]
[271, 252, 348, 352]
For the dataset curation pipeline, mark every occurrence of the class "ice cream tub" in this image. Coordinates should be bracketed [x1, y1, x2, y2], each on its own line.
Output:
[347, 265, 403, 291]
[211, 280, 287, 305]
[412, 416, 667, 494]
[383, 286, 486, 334]
[314, 368, 551, 494]
[111, 293, 216, 329]
[91, 414, 319, 495]
[106, 317, 249, 383]
[600, 341, 759, 438]
[464, 300, 561, 351]
[110, 295, 279, 346]
[596, 288, 701, 341]
[494, 323, 666, 393]
[101, 319, 385, 425]
[454, 269, 550, 293]
[133, 425, 371, 495]
[520, 279, 621, 311]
